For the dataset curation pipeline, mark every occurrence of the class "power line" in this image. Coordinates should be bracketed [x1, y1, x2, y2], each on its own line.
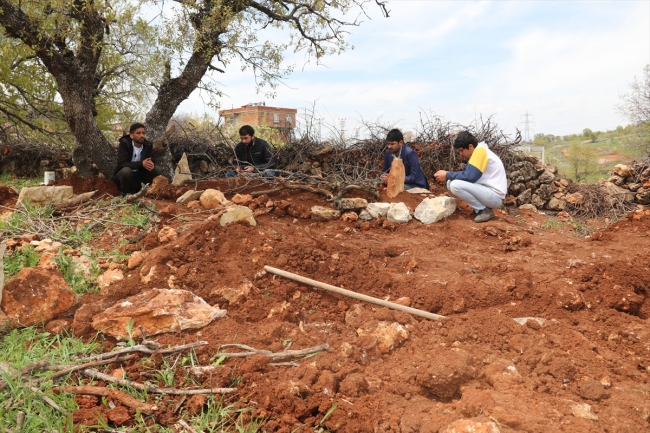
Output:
[519, 110, 536, 142]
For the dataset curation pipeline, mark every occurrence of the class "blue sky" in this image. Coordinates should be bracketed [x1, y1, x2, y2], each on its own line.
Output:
[177, 0, 650, 139]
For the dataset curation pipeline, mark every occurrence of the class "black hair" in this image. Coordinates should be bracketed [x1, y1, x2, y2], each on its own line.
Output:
[453, 131, 478, 149]
[239, 125, 255, 136]
[129, 122, 146, 134]
[386, 128, 403, 143]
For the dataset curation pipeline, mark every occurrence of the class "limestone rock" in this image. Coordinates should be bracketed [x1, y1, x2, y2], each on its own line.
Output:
[176, 189, 204, 204]
[211, 281, 253, 305]
[518, 204, 537, 212]
[1, 268, 75, 327]
[172, 153, 192, 185]
[387, 158, 405, 198]
[158, 226, 178, 243]
[148, 175, 169, 195]
[636, 191, 650, 205]
[338, 198, 368, 211]
[414, 196, 457, 224]
[608, 175, 626, 186]
[386, 202, 411, 223]
[483, 359, 523, 390]
[531, 194, 546, 208]
[516, 188, 532, 206]
[359, 210, 373, 220]
[97, 269, 125, 290]
[200, 189, 231, 210]
[613, 164, 634, 178]
[341, 212, 359, 222]
[231, 194, 253, 206]
[92, 289, 227, 339]
[356, 321, 409, 353]
[311, 206, 340, 222]
[439, 420, 500, 433]
[127, 251, 148, 269]
[417, 349, 476, 398]
[366, 202, 391, 218]
[220, 205, 257, 227]
[37, 253, 58, 270]
[17, 186, 73, 207]
[565, 192, 583, 204]
[546, 197, 566, 211]
[538, 170, 555, 184]
[603, 182, 635, 203]
[406, 187, 432, 194]
[569, 402, 598, 420]
[628, 183, 642, 192]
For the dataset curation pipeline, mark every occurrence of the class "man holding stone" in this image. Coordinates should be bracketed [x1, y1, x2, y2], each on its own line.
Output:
[380, 129, 428, 190]
[113, 123, 162, 196]
[434, 131, 507, 223]
[228, 125, 276, 176]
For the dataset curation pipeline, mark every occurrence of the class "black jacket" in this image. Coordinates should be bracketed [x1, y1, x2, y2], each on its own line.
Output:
[234, 138, 275, 170]
[113, 134, 154, 175]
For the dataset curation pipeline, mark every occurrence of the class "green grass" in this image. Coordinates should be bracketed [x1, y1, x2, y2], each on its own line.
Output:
[541, 219, 563, 230]
[0, 172, 41, 190]
[3, 245, 40, 278]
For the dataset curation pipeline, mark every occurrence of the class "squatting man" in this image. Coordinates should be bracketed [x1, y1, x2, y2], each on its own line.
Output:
[380, 129, 429, 190]
[227, 125, 276, 177]
[433, 131, 507, 223]
[112, 123, 162, 196]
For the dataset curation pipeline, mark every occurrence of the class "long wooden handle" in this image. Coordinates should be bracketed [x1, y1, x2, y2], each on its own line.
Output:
[264, 265, 445, 321]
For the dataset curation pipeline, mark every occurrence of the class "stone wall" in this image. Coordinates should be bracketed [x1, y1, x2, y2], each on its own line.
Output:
[602, 163, 650, 206]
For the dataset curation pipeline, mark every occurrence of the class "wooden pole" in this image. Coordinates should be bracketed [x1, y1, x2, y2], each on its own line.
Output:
[264, 266, 445, 321]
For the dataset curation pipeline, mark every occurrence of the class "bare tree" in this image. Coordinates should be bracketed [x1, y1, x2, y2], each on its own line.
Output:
[618, 64, 650, 124]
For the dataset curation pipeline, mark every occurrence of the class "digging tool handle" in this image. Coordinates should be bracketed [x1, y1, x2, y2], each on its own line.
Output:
[264, 266, 445, 321]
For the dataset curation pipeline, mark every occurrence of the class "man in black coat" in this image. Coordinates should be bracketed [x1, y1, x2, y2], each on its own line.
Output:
[228, 125, 275, 176]
[112, 123, 162, 195]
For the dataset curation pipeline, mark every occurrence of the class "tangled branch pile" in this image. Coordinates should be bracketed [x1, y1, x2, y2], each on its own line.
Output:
[564, 183, 636, 219]
[0, 140, 72, 177]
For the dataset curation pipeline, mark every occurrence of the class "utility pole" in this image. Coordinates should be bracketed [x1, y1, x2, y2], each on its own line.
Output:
[519, 111, 535, 143]
[338, 117, 346, 140]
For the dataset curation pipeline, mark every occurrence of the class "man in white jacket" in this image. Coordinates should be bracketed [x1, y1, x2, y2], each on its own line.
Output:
[434, 131, 507, 223]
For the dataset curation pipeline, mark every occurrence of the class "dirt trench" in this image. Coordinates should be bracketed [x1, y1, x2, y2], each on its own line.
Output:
[61, 177, 650, 432]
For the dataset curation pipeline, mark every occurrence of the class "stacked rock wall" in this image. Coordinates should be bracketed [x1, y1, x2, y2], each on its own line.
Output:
[603, 162, 650, 206]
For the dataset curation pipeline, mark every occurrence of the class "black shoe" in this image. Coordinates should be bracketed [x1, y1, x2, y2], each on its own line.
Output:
[474, 208, 495, 223]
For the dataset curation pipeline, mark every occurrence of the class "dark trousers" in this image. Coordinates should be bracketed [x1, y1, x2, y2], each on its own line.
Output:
[116, 166, 163, 193]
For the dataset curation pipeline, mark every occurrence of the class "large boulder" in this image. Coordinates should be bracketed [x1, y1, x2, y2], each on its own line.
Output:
[366, 202, 391, 218]
[220, 205, 257, 227]
[546, 197, 566, 211]
[311, 206, 340, 221]
[17, 186, 73, 207]
[92, 289, 226, 339]
[613, 164, 634, 178]
[414, 196, 457, 224]
[603, 182, 635, 203]
[200, 189, 231, 209]
[387, 202, 411, 223]
[1, 268, 75, 327]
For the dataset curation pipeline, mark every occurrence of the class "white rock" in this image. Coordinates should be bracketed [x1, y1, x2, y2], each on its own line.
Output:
[366, 202, 391, 218]
[518, 204, 537, 212]
[406, 187, 432, 194]
[200, 189, 231, 209]
[176, 189, 204, 204]
[17, 186, 73, 207]
[356, 321, 409, 353]
[439, 420, 501, 433]
[570, 402, 598, 420]
[310, 206, 340, 222]
[338, 198, 368, 210]
[414, 196, 457, 224]
[613, 164, 634, 178]
[359, 210, 373, 220]
[220, 205, 257, 226]
[387, 202, 411, 223]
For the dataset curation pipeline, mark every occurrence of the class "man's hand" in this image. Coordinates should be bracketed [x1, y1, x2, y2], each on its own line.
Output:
[237, 166, 255, 174]
[434, 170, 448, 182]
[380, 173, 388, 183]
[142, 158, 155, 171]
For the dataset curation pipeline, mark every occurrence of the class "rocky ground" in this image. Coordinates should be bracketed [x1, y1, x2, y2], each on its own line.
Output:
[1, 176, 650, 433]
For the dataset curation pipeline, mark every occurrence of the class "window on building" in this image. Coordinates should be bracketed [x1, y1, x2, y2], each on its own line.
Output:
[273, 113, 280, 123]
[228, 117, 234, 126]
[286, 114, 292, 124]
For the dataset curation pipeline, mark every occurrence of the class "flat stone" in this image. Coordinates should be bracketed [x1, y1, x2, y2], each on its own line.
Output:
[1, 268, 75, 327]
[92, 289, 226, 339]
[338, 198, 368, 210]
[356, 321, 409, 353]
[358, 210, 373, 220]
[127, 251, 148, 269]
[387, 202, 411, 223]
[17, 186, 73, 207]
[569, 402, 598, 420]
[176, 189, 204, 204]
[172, 153, 192, 185]
[518, 204, 537, 212]
[200, 189, 231, 210]
[366, 202, 391, 218]
[406, 187, 431, 194]
[311, 206, 340, 222]
[414, 196, 457, 224]
[220, 205, 257, 226]
[211, 281, 253, 304]
[440, 420, 500, 433]
[97, 269, 125, 290]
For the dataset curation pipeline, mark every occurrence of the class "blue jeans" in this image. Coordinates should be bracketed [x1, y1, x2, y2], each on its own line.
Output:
[447, 180, 503, 211]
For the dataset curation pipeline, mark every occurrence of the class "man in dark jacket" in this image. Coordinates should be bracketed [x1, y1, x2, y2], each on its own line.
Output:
[380, 129, 428, 190]
[112, 123, 162, 195]
[228, 125, 275, 176]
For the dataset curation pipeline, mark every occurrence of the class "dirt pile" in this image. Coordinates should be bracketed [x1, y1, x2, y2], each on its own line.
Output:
[4, 177, 650, 432]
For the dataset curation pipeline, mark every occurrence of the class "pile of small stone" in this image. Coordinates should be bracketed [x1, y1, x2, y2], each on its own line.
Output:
[600, 162, 650, 206]
[504, 158, 575, 212]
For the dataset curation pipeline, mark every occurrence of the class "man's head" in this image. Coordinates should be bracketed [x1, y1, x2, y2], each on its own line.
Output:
[453, 130, 478, 160]
[386, 129, 404, 155]
[239, 125, 255, 145]
[129, 123, 146, 147]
